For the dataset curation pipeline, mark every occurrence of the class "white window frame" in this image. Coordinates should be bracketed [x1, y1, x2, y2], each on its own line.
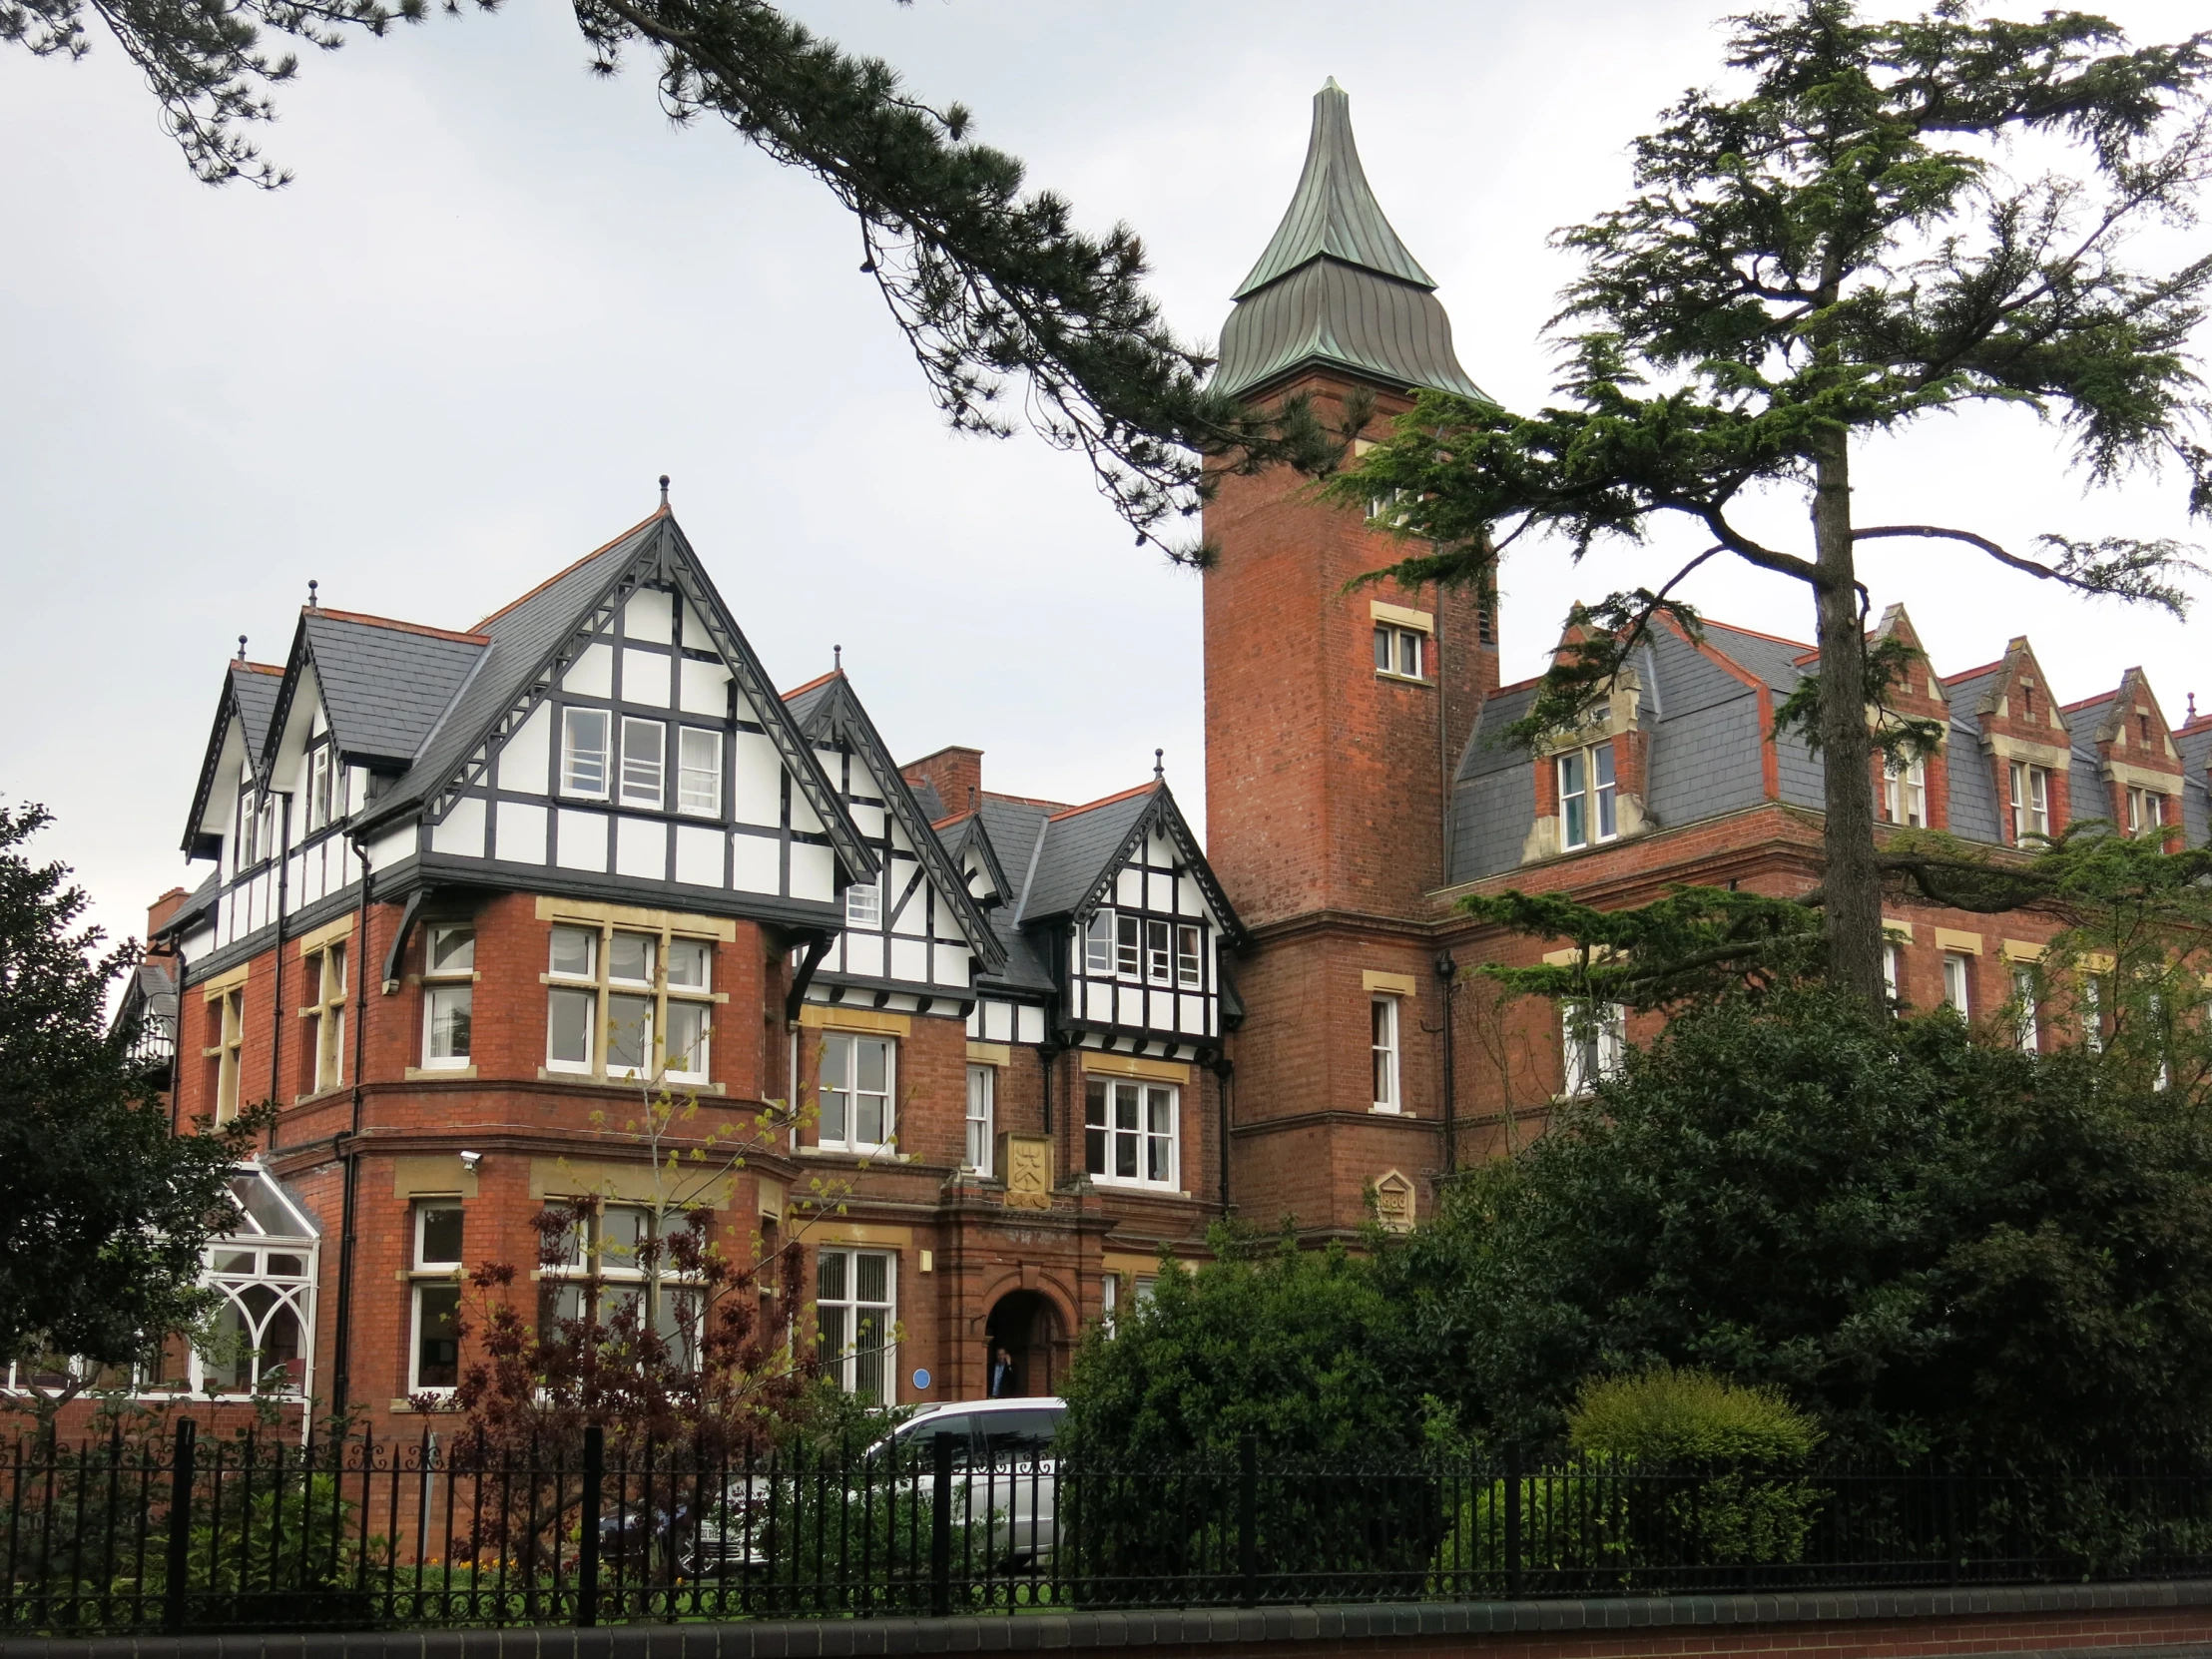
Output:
[619, 716, 666, 810]
[1175, 924, 1203, 990]
[1941, 951, 1972, 1014]
[2008, 761, 2050, 841]
[409, 1279, 463, 1396]
[677, 727, 723, 817]
[1882, 757, 1928, 828]
[1371, 994, 1401, 1113]
[2012, 965, 2039, 1051]
[844, 876, 882, 929]
[964, 1063, 995, 1175]
[1099, 1272, 1120, 1337]
[546, 925, 601, 1074]
[562, 707, 612, 800]
[306, 743, 333, 832]
[1561, 1000, 1626, 1095]
[1883, 939, 1904, 1006]
[191, 1169, 318, 1400]
[1558, 744, 1619, 850]
[538, 1203, 705, 1371]
[1373, 624, 1426, 682]
[819, 1030, 896, 1153]
[545, 921, 716, 1085]
[816, 1246, 895, 1400]
[1115, 913, 1141, 977]
[421, 922, 475, 1070]
[1084, 1077, 1179, 1190]
[1084, 910, 1114, 975]
[1144, 918, 1173, 985]
[2083, 973, 2105, 1053]
[662, 936, 714, 1084]
[2126, 786, 2162, 838]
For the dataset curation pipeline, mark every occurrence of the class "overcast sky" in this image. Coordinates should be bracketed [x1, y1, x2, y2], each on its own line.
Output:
[4, 0, 2208, 953]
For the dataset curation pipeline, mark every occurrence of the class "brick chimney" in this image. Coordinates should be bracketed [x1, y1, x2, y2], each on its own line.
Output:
[900, 747, 983, 820]
[145, 886, 189, 954]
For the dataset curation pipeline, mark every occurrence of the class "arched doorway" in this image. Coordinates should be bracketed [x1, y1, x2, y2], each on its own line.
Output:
[983, 1290, 1062, 1398]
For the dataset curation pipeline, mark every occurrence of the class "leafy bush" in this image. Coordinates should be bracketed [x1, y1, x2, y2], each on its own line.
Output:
[1567, 1367, 1820, 1462]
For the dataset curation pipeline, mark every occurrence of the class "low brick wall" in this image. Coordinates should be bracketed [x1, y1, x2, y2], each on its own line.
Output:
[7, 1580, 2212, 1659]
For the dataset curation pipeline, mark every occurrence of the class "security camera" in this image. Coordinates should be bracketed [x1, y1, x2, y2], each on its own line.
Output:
[458, 1150, 482, 1172]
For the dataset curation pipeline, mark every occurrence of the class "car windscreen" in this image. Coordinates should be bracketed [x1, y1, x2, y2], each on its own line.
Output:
[891, 1413, 974, 1467]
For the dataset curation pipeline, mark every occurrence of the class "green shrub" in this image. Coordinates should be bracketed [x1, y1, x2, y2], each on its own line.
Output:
[1568, 1367, 1820, 1463]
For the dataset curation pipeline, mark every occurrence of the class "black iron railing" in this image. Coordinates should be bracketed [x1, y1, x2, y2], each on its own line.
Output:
[9, 1421, 2212, 1635]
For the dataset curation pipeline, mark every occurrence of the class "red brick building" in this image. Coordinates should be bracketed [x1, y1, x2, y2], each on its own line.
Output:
[44, 81, 2211, 1430]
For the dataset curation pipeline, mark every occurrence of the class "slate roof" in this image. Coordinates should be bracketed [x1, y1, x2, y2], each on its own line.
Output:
[2179, 724, 2212, 846]
[1020, 788, 1160, 920]
[1214, 82, 1486, 402]
[180, 662, 285, 854]
[276, 611, 489, 770]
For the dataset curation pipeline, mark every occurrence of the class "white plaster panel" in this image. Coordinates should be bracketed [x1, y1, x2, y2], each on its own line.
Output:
[1115, 867, 1143, 907]
[1178, 875, 1205, 916]
[935, 944, 969, 987]
[496, 801, 547, 864]
[680, 600, 716, 651]
[731, 734, 784, 829]
[731, 832, 781, 893]
[1017, 1005, 1045, 1044]
[675, 826, 723, 887]
[848, 803, 885, 839]
[846, 934, 885, 979]
[791, 789, 825, 835]
[181, 925, 216, 960]
[615, 816, 667, 879]
[624, 588, 672, 643]
[680, 657, 731, 718]
[966, 1004, 983, 1038]
[562, 643, 614, 699]
[983, 1000, 1012, 1042]
[432, 797, 487, 858]
[1087, 982, 1113, 1023]
[367, 828, 415, 874]
[556, 810, 609, 872]
[498, 704, 552, 795]
[299, 852, 323, 906]
[621, 648, 672, 709]
[889, 937, 927, 982]
[1180, 994, 1207, 1034]
[789, 841, 834, 902]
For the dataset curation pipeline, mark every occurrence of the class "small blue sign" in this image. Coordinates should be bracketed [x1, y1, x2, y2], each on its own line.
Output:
[912, 1368, 931, 1391]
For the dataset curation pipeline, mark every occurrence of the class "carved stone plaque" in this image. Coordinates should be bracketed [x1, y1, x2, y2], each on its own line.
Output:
[1373, 1169, 1416, 1234]
[1000, 1133, 1052, 1210]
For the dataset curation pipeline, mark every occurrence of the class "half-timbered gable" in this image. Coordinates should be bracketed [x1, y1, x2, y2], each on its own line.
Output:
[1009, 783, 1243, 1058]
[955, 796, 1062, 1046]
[779, 671, 1003, 1013]
[178, 660, 287, 957]
[338, 510, 875, 924]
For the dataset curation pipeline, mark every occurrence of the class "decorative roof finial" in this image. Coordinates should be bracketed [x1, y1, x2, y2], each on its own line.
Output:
[236, 635, 248, 662]
[833, 644, 842, 672]
[2191, 692, 2200, 722]
[306, 579, 318, 611]
[659, 474, 670, 508]
[1153, 748, 1165, 782]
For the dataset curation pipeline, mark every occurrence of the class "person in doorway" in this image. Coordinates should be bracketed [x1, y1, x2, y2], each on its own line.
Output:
[987, 1344, 1016, 1397]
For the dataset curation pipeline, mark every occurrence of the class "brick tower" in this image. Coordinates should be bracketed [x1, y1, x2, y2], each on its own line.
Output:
[1206, 81, 1497, 1238]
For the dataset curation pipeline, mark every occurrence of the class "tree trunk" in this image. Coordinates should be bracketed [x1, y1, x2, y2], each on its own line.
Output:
[1810, 426, 1886, 1008]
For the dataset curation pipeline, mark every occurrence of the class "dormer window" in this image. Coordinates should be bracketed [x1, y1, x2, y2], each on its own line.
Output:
[2008, 762, 2050, 841]
[620, 717, 666, 809]
[1558, 744, 1618, 850]
[305, 742, 344, 832]
[1084, 911, 1114, 974]
[1882, 758, 1928, 828]
[1145, 919, 1173, 984]
[2126, 786, 2165, 837]
[1175, 925, 1202, 989]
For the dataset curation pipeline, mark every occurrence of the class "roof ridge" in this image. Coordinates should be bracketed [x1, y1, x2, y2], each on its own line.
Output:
[1702, 619, 1817, 653]
[1942, 660, 2007, 686]
[472, 507, 667, 631]
[781, 669, 842, 702]
[310, 607, 490, 646]
[234, 661, 285, 678]
[2062, 691, 2116, 712]
[1047, 781, 1158, 821]
[981, 790, 1074, 812]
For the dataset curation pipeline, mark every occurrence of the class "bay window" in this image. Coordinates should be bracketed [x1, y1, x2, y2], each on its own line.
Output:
[2126, 786, 2164, 837]
[1145, 918, 1172, 984]
[820, 1031, 894, 1151]
[421, 922, 474, 1068]
[1176, 924, 1203, 989]
[816, 1247, 894, 1400]
[546, 921, 716, 1084]
[208, 986, 245, 1122]
[539, 1204, 702, 1370]
[1084, 911, 1114, 974]
[1558, 744, 1618, 850]
[1084, 1078, 1177, 1188]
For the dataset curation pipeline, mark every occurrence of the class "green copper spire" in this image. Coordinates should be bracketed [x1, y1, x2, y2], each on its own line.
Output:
[1215, 80, 1486, 401]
